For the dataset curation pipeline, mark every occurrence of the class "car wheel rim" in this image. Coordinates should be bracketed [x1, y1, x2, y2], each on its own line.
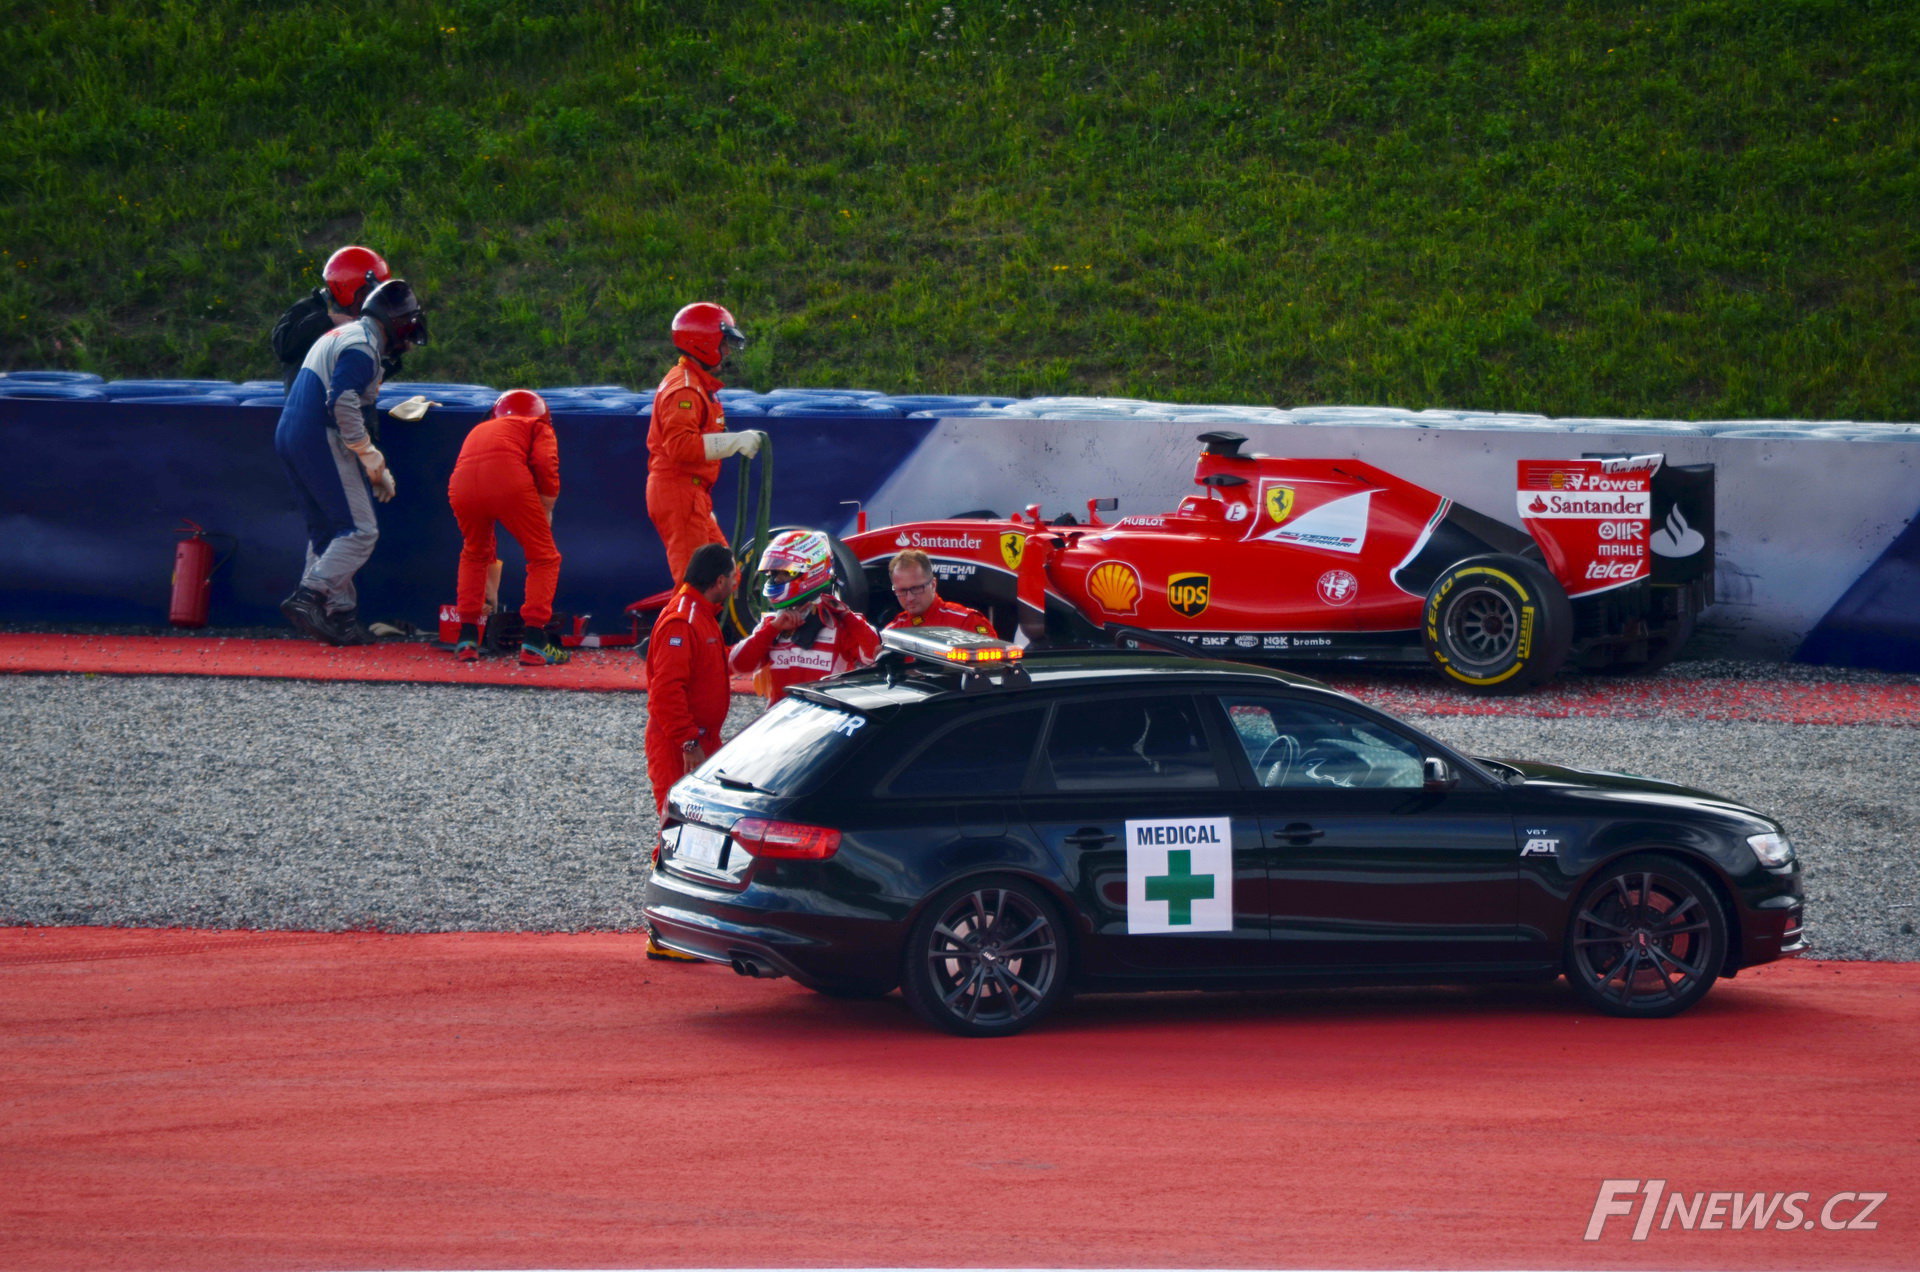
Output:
[1445, 585, 1519, 669]
[925, 887, 1059, 1027]
[1571, 870, 1714, 1007]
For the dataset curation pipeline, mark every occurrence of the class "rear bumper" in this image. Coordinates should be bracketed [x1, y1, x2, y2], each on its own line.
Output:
[643, 868, 904, 991]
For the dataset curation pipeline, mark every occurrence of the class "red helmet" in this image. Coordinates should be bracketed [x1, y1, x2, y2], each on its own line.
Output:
[491, 389, 550, 423]
[671, 302, 748, 368]
[756, 529, 835, 611]
[322, 245, 391, 313]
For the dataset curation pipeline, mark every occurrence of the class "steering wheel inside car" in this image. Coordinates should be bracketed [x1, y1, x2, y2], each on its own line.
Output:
[1256, 734, 1301, 787]
[1297, 742, 1371, 788]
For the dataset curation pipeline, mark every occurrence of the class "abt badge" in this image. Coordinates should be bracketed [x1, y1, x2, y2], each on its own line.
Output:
[1521, 836, 1560, 857]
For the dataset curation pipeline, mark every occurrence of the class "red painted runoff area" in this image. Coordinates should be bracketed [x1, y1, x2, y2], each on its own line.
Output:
[0, 632, 758, 694]
[1, 928, 1914, 1271]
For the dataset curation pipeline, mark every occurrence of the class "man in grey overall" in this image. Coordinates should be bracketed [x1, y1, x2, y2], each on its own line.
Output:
[273, 279, 428, 644]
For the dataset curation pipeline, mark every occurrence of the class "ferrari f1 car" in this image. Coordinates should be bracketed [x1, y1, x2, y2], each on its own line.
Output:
[836, 432, 1715, 693]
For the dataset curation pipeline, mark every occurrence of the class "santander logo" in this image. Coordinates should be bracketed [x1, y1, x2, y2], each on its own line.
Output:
[1651, 506, 1706, 557]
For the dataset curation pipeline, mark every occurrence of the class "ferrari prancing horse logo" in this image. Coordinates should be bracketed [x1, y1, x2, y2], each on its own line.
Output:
[1265, 485, 1295, 524]
[999, 532, 1026, 571]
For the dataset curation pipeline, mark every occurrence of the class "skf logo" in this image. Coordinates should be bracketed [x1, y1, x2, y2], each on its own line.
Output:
[1264, 485, 1295, 524]
[999, 532, 1026, 571]
[1167, 572, 1210, 618]
[1087, 561, 1141, 616]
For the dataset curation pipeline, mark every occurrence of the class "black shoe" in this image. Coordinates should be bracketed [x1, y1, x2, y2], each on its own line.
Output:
[325, 608, 377, 646]
[280, 587, 333, 643]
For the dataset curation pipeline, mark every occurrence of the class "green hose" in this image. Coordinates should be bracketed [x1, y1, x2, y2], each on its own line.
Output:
[725, 430, 773, 637]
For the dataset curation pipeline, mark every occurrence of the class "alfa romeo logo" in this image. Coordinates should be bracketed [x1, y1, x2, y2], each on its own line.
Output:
[1317, 569, 1358, 606]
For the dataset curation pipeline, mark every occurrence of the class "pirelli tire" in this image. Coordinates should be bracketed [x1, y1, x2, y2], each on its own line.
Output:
[1422, 554, 1573, 694]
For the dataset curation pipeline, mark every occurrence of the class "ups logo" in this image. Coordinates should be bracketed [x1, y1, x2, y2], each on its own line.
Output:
[1167, 572, 1210, 618]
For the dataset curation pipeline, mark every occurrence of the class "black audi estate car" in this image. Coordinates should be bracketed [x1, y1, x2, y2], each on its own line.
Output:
[643, 629, 1805, 1036]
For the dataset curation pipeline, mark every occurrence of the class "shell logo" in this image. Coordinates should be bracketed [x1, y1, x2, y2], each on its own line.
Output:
[1087, 561, 1142, 616]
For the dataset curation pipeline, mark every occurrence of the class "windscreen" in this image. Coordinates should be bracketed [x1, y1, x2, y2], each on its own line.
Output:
[693, 697, 868, 795]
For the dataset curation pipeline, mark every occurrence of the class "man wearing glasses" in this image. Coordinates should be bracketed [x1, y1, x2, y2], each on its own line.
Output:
[885, 549, 995, 636]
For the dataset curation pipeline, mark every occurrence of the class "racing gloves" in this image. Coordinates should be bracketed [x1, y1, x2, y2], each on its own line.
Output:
[348, 440, 398, 503]
[702, 430, 765, 461]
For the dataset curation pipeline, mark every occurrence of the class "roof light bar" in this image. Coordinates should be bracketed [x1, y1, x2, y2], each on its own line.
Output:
[879, 627, 1024, 665]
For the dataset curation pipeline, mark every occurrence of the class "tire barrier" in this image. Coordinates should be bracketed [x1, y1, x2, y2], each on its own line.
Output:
[1, 370, 105, 386]
[0, 385, 110, 401]
[2, 371, 1913, 668]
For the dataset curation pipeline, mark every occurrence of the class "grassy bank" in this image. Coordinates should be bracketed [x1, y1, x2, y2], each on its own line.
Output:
[2, 0, 1915, 418]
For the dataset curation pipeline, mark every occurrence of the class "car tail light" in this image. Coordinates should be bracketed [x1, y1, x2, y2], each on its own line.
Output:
[731, 817, 841, 860]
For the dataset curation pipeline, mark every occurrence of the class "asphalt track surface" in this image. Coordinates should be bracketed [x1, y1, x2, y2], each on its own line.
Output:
[3, 636, 1918, 1270]
[1, 930, 1915, 1272]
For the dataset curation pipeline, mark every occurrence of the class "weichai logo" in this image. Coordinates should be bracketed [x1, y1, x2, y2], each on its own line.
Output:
[1167, 572, 1210, 618]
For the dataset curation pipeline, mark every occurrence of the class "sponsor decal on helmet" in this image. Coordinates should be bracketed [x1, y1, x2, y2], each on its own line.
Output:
[1317, 569, 1359, 606]
[1264, 485, 1295, 524]
[1167, 572, 1210, 618]
[999, 532, 1026, 571]
[1087, 561, 1141, 616]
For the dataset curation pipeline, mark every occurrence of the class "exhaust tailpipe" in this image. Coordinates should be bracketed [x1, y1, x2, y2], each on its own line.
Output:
[729, 952, 784, 979]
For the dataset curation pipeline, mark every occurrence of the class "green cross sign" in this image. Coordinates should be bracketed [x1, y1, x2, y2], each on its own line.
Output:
[1145, 849, 1215, 925]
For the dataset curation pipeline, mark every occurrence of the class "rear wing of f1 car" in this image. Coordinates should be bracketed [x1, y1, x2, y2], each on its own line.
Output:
[1517, 453, 1714, 599]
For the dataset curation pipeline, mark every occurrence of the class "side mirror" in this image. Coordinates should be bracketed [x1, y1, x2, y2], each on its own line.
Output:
[1422, 757, 1458, 790]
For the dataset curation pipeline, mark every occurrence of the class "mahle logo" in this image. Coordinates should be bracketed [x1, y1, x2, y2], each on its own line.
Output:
[1167, 572, 1210, 618]
[1264, 485, 1295, 524]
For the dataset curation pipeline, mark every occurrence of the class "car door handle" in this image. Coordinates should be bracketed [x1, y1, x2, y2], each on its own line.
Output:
[1064, 827, 1117, 847]
[1274, 822, 1325, 844]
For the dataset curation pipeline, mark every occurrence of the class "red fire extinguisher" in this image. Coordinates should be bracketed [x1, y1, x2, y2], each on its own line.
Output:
[169, 520, 234, 628]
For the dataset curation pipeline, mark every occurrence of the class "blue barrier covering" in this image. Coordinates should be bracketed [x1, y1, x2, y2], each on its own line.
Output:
[0, 386, 109, 401]
[1, 399, 934, 631]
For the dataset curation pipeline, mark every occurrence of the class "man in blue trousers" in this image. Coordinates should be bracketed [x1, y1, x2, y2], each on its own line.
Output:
[273, 278, 429, 644]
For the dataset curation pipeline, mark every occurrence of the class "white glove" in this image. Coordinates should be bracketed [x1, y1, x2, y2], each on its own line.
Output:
[349, 442, 387, 479]
[702, 429, 763, 461]
[386, 395, 439, 422]
[371, 468, 397, 503]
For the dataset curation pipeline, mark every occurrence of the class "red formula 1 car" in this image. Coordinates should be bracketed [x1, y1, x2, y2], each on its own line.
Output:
[839, 431, 1715, 693]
